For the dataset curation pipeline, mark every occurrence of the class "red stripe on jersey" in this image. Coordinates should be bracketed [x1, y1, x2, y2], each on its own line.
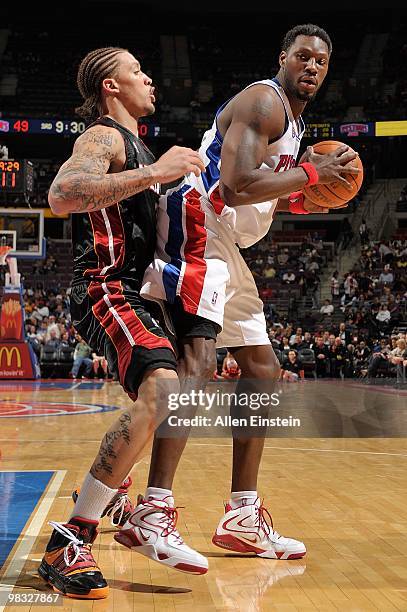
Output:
[84, 206, 125, 279]
[88, 281, 173, 387]
[179, 188, 207, 314]
[209, 185, 225, 215]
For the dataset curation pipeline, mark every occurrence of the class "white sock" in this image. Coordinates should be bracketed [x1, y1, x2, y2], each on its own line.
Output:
[145, 486, 174, 507]
[70, 472, 118, 522]
[230, 490, 258, 509]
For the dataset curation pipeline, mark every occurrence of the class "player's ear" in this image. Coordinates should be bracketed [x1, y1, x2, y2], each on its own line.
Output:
[279, 51, 287, 68]
[102, 78, 119, 95]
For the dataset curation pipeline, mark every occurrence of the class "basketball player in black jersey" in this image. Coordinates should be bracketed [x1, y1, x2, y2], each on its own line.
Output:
[38, 47, 208, 600]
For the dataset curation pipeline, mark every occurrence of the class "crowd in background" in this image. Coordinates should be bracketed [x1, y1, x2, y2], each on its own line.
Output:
[16, 233, 406, 383]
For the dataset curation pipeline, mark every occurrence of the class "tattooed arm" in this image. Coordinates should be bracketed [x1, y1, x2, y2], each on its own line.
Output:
[48, 125, 205, 215]
[218, 85, 309, 207]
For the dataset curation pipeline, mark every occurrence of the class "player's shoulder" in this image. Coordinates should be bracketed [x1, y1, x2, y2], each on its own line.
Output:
[73, 124, 124, 155]
[233, 82, 286, 122]
[236, 81, 284, 107]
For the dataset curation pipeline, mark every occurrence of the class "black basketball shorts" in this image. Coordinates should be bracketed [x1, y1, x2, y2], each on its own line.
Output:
[70, 278, 177, 399]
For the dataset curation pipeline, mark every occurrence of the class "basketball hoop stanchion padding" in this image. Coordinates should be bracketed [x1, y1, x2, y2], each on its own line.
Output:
[0, 249, 40, 379]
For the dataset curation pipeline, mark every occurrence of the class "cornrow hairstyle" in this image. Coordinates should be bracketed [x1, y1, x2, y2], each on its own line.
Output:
[281, 24, 332, 55]
[75, 46, 128, 122]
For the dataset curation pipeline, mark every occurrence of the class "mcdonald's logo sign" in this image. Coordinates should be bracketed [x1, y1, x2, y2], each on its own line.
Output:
[0, 346, 21, 368]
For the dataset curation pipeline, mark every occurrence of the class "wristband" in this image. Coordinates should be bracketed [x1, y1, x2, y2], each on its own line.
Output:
[299, 162, 319, 186]
[288, 191, 310, 215]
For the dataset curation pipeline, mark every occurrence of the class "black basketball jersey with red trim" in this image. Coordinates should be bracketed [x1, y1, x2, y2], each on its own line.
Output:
[71, 116, 159, 286]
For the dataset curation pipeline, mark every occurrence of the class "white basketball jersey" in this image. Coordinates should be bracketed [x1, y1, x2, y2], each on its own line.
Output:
[193, 77, 305, 247]
[141, 78, 305, 320]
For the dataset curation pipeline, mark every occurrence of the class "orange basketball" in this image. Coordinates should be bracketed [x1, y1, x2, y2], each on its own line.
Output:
[302, 140, 363, 209]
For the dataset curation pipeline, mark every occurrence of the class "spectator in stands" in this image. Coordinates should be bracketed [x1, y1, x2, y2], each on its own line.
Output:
[313, 337, 330, 378]
[330, 270, 340, 303]
[280, 336, 291, 356]
[26, 324, 42, 359]
[43, 255, 58, 273]
[93, 353, 109, 380]
[306, 270, 320, 308]
[281, 350, 303, 382]
[60, 331, 71, 348]
[329, 337, 347, 378]
[291, 334, 304, 350]
[378, 241, 393, 264]
[344, 273, 358, 301]
[354, 341, 371, 376]
[44, 329, 61, 350]
[71, 335, 93, 380]
[320, 299, 334, 316]
[263, 264, 276, 279]
[367, 338, 392, 378]
[376, 304, 391, 332]
[306, 258, 320, 273]
[297, 331, 312, 350]
[344, 344, 356, 378]
[282, 269, 296, 284]
[45, 314, 61, 342]
[379, 265, 394, 285]
[278, 248, 290, 266]
[32, 299, 50, 321]
[358, 218, 369, 245]
[35, 319, 49, 344]
[289, 327, 303, 345]
[221, 351, 241, 380]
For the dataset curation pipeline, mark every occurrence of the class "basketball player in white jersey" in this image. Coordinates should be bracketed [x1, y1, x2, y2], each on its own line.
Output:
[115, 24, 360, 565]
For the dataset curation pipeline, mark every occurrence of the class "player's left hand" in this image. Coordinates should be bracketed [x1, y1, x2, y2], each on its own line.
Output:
[303, 195, 329, 214]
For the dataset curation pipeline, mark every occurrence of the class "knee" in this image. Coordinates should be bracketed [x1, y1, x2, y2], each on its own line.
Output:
[136, 367, 180, 423]
[242, 354, 281, 381]
[181, 343, 217, 381]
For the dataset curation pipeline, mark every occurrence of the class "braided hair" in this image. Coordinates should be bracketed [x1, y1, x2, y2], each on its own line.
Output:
[75, 47, 128, 122]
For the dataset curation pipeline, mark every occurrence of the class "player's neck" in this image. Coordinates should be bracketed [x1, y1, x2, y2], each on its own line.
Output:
[104, 104, 140, 137]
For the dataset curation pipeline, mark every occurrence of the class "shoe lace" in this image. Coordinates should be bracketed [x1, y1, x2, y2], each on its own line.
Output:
[255, 501, 281, 541]
[106, 493, 130, 527]
[147, 500, 184, 543]
[48, 521, 92, 567]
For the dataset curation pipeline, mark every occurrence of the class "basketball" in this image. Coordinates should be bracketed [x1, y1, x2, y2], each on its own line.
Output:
[302, 140, 364, 209]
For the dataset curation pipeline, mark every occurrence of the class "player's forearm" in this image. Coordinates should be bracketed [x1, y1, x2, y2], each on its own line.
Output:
[48, 166, 158, 214]
[220, 167, 308, 207]
[275, 198, 290, 212]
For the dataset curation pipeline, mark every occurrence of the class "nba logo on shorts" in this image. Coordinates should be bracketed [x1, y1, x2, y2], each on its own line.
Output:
[212, 291, 218, 305]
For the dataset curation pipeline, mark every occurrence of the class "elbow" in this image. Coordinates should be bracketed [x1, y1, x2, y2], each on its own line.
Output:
[48, 180, 73, 215]
[48, 194, 65, 216]
[219, 181, 246, 207]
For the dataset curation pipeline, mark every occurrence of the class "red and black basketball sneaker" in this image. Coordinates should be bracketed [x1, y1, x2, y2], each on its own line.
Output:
[38, 517, 109, 599]
[71, 476, 135, 528]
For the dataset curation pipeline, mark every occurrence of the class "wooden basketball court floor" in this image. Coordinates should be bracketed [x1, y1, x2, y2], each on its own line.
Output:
[0, 378, 406, 611]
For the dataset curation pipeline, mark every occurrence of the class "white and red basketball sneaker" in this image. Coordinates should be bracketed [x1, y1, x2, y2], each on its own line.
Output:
[212, 498, 306, 560]
[114, 495, 208, 574]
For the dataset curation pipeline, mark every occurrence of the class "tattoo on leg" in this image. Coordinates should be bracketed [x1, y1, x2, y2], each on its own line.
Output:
[92, 413, 132, 476]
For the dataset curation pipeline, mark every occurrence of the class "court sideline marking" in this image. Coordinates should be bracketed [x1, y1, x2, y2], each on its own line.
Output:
[0, 470, 66, 611]
[1, 439, 406, 458]
[189, 443, 407, 458]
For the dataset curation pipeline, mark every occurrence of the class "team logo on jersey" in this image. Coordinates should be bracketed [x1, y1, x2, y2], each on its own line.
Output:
[212, 291, 218, 305]
[0, 400, 119, 418]
[274, 154, 296, 173]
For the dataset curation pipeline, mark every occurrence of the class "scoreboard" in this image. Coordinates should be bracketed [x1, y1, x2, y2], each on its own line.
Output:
[0, 160, 34, 195]
[0, 118, 159, 138]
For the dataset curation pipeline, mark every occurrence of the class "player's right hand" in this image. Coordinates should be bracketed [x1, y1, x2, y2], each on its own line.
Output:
[152, 146, 205, 183]
[305, 145, 361, 189]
